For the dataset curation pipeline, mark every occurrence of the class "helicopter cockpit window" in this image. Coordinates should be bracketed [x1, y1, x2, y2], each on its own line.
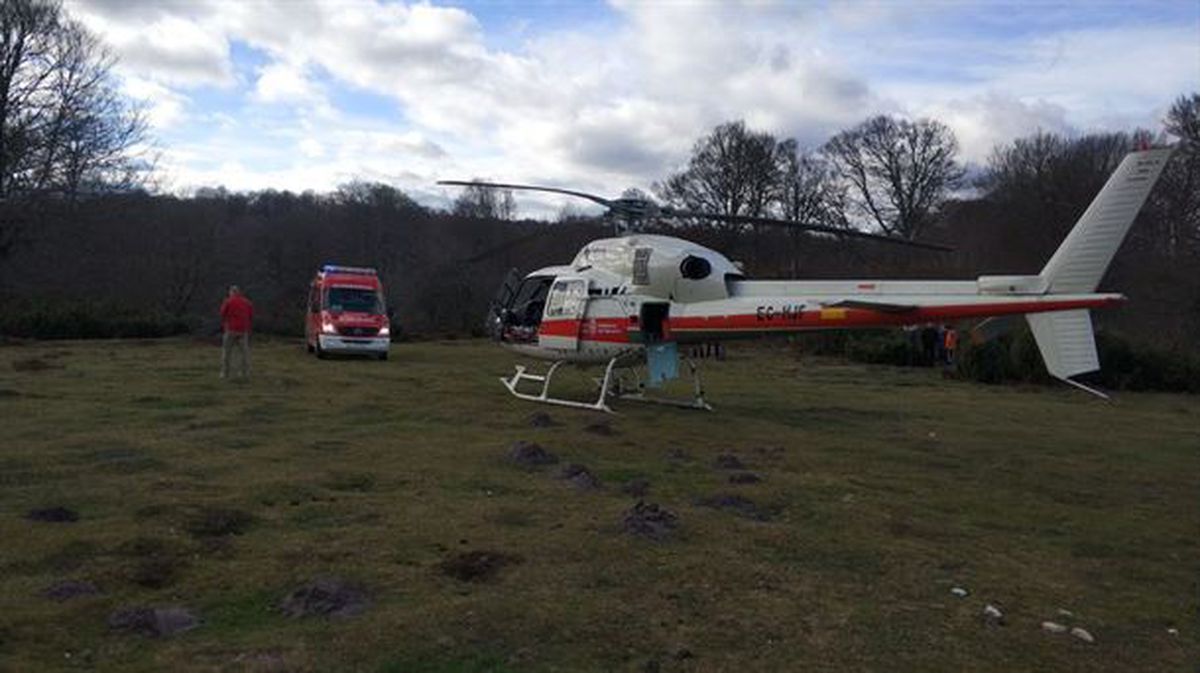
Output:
[680, 255, 712, 280]
[509, 277, 553, 327]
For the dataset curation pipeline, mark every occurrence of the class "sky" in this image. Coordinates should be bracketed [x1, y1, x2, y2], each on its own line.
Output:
[64, 0, 1200, 217]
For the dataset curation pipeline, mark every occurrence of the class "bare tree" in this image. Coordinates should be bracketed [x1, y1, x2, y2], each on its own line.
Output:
[1165, 93, 1200, 149]
[1155, 93, 1200, 257]
[772, 139, 849, 275]
[655, 120, 779, 227]
[452, 182, 516, 220]
[984, 130, 1135, 257]
[824, 115, 964, 240]
[0, 0, 149, 260]
[774, 139, 846, 228]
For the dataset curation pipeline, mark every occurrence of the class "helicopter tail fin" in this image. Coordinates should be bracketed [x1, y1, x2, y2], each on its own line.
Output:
[1026, 309, 1106, 398]
[1038, 147, 1172, 294]
[1023, 147, 1173, 398]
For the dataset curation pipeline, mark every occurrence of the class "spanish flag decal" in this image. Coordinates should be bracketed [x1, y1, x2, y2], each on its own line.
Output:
[820, 308, 847, 320]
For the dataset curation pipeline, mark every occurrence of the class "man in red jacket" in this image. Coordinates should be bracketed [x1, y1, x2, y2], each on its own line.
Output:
[219, 285, 254, 379]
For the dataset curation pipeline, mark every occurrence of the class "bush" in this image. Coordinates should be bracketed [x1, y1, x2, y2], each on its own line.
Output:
[1095, 332, 1200, 393]
[795, 325, 1198, 394]
[843, 330, 912, 365]
[0, 300, 190, 340]
[954, 326, 1198, 393]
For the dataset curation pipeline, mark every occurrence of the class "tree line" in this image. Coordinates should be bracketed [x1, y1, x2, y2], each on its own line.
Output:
[0, 0, 1196, 360]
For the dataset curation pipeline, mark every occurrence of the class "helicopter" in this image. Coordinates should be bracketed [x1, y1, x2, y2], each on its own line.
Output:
[439, 146, 1172, 412]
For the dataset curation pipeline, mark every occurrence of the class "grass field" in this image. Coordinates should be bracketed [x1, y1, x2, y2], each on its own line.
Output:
[0, 336, 1196, 672]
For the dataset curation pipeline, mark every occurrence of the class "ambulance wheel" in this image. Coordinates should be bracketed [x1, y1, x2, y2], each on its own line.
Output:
[306, 341, 314, 353]
[377, 352, 388, 361]
[315, 344, 327, 359]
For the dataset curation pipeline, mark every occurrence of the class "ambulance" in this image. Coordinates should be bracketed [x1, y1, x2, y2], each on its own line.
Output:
[305, 265, 391, 360]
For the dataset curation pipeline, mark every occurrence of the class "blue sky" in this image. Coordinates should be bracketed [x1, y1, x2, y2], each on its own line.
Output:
[65, 0, 1199, 215]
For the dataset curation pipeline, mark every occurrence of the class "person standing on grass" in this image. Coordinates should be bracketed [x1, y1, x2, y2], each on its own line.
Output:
[943, 324, 959, 367]
[219, 285, 254, 379]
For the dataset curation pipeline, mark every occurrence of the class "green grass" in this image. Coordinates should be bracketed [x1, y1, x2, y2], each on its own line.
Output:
[0, 336, 1196, 672]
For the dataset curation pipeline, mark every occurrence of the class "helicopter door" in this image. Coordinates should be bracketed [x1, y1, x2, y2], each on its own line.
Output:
[539, 277, 588, 350]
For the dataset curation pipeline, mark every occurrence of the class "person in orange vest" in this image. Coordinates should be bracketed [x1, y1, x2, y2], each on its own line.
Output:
[943, 324, 958, 367]
[219, 285, 254, 379]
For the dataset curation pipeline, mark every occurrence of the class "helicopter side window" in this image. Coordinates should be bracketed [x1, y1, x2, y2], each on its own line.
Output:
[546, 278, 587, 319]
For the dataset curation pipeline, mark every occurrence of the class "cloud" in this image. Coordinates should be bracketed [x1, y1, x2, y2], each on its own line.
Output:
[67, 1, 234, 87]
[121, 76, 189, 129]
[61, 0, 1200, 210]
[920, 93, 1075, 164]
[254, 62, 321, 104]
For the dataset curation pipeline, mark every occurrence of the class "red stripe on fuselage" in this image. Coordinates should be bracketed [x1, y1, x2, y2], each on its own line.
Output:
[536, 297, 1120, 345]
[671, 297, 1122, 333]
[538, 317, 634, 343]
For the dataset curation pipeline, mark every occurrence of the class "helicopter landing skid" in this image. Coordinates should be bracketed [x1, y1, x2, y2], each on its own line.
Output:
[500, 355, 712, 413]
[607, 356, 713, 411]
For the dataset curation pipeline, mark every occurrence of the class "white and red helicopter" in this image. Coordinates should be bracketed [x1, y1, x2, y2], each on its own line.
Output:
[440, 147, 1172, 412]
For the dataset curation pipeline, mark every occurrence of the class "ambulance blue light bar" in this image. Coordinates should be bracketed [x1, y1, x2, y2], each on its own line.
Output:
[322, 265, 377, 276]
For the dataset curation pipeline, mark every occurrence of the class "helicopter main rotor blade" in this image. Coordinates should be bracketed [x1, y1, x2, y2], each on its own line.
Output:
[662, 209, 954, 252]
[437, 181, 613, 209]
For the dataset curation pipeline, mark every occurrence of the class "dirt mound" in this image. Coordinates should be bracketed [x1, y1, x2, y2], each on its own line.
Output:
[12, 358, 60, 372]
[528, 412, 555, 428]
[695, 494, 773, 521]
[117, 537, 189, 589]
[558, 463, 601, 490]
[183, 506, 255, 538]
[621, 478, 651, 498]
[583, 420, 615, 436]
[108, 606, 199, 637]
[713, 454, 746, 470]
[25, 506, 79, 523]
[507, 440, 559, 468]
[665, 448, 692, 464]
[438, 550, 522, 583]
[131, 556, 185, 589]
[279, 576, 369, 619]
[754, 446, 786, 460]
[43, 580, 99, 601]
[728, 472, 762, 484]
[622, 501, 679, 541]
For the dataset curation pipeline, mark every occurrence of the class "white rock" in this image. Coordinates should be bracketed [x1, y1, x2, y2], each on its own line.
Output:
[950, 587, 968, 598]
[1167, 628, 1179, 636]
[983, 604, 1003, 620]
[1069, 626, 1095, 643]
[1056, 608, 1074, 618]
[1041, 621, 1068, 634]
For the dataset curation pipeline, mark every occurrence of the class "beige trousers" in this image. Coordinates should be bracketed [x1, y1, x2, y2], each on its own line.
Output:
[221, 331, 251, 379]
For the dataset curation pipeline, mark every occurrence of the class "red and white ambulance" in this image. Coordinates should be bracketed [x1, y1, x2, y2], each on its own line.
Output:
[305, 265, 391, 360]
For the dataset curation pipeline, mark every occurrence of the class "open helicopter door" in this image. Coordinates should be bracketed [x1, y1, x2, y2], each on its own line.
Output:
[539, 276, 589, 350]
[486, 268, 521, 339]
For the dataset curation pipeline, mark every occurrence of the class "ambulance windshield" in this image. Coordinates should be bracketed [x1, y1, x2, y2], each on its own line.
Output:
[326, 287, 382, 314]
